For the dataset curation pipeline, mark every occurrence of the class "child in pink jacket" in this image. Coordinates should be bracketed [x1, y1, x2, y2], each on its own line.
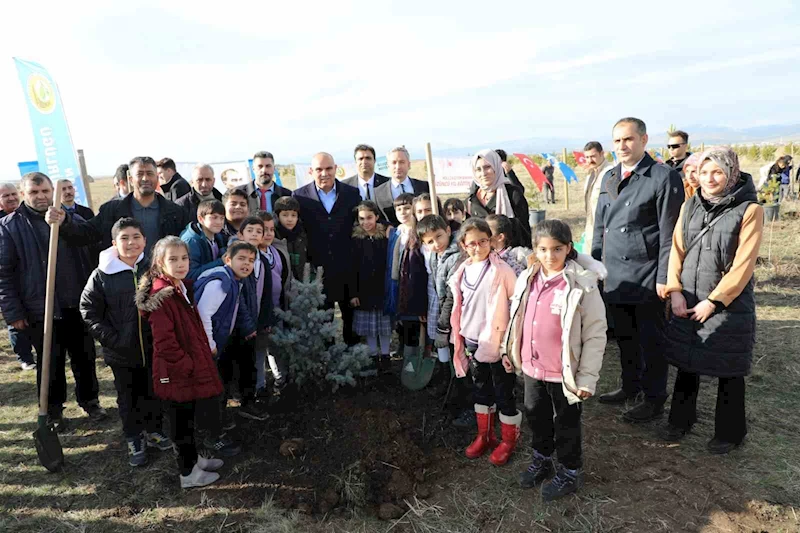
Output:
[449, 218, 519, 466]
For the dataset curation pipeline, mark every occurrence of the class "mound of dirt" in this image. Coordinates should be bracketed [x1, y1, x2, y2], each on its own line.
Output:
[226, 372, 464, 517]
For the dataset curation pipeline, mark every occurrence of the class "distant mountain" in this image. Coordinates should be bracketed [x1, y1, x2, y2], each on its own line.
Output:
[683, 124, 800, 144]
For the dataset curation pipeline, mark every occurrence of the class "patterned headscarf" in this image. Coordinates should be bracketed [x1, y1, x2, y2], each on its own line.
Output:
[683, 152, 702, 171]
[698, 147, 740, 204]
[470, 149, 515, 217]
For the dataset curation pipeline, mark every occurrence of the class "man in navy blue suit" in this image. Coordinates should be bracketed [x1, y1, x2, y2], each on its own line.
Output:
[292, 152, 361, 345]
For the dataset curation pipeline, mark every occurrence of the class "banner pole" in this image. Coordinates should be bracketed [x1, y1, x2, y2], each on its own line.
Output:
[425, 143, 439, 216]
[76, 149, 94, 211]
[562, 148, 570, 210]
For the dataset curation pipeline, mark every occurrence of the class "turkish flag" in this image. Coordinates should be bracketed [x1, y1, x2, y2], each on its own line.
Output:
[573, 151, 588, 167]
[513, 153, 546, 192]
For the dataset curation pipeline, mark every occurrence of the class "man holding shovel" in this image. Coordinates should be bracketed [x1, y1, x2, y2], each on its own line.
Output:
[0, 173, 106, 432]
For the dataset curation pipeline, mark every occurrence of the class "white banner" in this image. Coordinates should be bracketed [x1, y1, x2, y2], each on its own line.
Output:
[177, 160, 252, 194]
[432, 157, 473, 194]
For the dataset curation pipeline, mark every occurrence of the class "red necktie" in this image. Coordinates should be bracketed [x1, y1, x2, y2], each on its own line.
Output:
[623, 171, 632, 179]
[260, 191, 267, 211]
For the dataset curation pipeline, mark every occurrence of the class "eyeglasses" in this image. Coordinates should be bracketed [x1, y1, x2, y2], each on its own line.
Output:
[667, 143, 686, 149]
[464, 238, 490, 250]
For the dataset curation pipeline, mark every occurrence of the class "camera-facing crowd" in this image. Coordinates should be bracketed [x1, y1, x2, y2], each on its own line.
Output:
[0, 117, 763, 500]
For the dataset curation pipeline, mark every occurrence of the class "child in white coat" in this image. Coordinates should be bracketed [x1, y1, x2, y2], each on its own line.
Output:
[504, 219, 607, 501]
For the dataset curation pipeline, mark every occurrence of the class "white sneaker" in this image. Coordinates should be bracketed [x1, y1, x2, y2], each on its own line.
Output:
[180, 464, 220, 489]
[20, 362, 36, 371]
[197, 455, 224, 472]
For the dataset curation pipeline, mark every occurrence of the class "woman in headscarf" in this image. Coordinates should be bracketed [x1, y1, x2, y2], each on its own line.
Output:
[662, 147, 764, 454]
[681, 152, 702, 199]
[465, 149, 531, 247]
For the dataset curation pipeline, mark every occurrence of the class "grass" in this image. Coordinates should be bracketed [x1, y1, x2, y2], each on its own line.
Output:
[2, 163, 800, 532]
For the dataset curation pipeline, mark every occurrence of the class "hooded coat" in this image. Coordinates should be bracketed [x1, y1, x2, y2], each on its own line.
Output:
[80, 247, 151, 368]
[135, 276, 223, 402]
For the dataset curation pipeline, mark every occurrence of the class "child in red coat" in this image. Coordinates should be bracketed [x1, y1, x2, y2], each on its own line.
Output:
[135, 236, 225, 489]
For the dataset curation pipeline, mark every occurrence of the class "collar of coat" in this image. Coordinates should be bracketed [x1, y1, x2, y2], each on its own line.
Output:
[135, 275, 189, 313]
[523, 253, 606, 290]
[352, 223, 387, 240]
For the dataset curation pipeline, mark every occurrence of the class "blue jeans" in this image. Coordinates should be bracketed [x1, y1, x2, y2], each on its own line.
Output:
[8, 325, 36, 365]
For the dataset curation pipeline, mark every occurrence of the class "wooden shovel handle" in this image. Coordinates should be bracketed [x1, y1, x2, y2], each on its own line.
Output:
[38, 182, 64, 418]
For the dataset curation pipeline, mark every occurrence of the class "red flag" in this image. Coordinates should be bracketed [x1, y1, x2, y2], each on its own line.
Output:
[573, 151, 588, 167]
[513, 153, 546, 192]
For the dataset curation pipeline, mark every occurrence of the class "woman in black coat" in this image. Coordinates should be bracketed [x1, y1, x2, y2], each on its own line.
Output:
[465, 149, 531, 248]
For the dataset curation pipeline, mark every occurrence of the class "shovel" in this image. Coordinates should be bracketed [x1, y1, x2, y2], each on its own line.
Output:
[400, 323, 436, 391]
[33, 183, 64, 472]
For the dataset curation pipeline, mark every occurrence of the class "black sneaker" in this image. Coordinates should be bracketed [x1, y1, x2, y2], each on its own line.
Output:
[660, 423, 689, 442]
[519, 453, 554, 488]
[127, 435, 147, 467]
[706, 437, 741, 455]
[203, 433, 242, 457]
[622, 401, 664, 423]
[541, 466, 584, 502]
[239, 402, 269, 421]
[84, 401, 108, 422]
[451, 409, 477, 429]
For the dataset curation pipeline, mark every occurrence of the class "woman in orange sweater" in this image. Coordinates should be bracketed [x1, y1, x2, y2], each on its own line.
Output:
[663, 147, 763, 454]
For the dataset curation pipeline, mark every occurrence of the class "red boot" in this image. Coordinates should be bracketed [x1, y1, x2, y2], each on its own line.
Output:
[489, 411, 522, 466]
[465, 404, 498, 459]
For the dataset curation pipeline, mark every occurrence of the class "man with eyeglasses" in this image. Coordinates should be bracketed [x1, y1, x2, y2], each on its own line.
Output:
[665, 130, 692, 178]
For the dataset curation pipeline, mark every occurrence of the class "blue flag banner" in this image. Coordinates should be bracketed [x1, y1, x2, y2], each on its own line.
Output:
[540, 153, 577, 183]
[541, 153, 559, 165]
[18, 161, 40, 176]
[558, 161, 578, 184]
[13, 58, 87, 206]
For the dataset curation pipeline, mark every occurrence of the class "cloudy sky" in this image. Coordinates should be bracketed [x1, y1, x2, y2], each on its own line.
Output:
[1, 0, 798, 177]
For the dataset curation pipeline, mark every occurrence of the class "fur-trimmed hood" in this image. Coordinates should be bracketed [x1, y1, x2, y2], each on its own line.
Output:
[352, 223, 387, 240]
[135, 275, 183, 314]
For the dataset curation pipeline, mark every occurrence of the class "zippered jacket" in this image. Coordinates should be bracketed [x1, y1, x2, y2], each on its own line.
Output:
[80, 247, 152, 368]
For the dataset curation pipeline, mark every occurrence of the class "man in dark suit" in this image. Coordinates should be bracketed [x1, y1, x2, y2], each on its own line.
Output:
[241, 151, 292, 214]
[591, 117, 684, 423]
[293, 152, 361, 345]
[373, 146, 429, 226]
[156, 157, 192, 202]
[341, 144, 390, 201]
[175, 163, 224, 221]
[57, 180, 99, 267]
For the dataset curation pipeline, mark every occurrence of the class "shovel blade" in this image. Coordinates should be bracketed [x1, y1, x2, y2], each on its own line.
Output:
[400, 351, 437, 391]
[33, 420, 63, 473]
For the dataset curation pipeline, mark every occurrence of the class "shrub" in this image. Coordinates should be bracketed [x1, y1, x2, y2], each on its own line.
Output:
[270, 265, 373, 391]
